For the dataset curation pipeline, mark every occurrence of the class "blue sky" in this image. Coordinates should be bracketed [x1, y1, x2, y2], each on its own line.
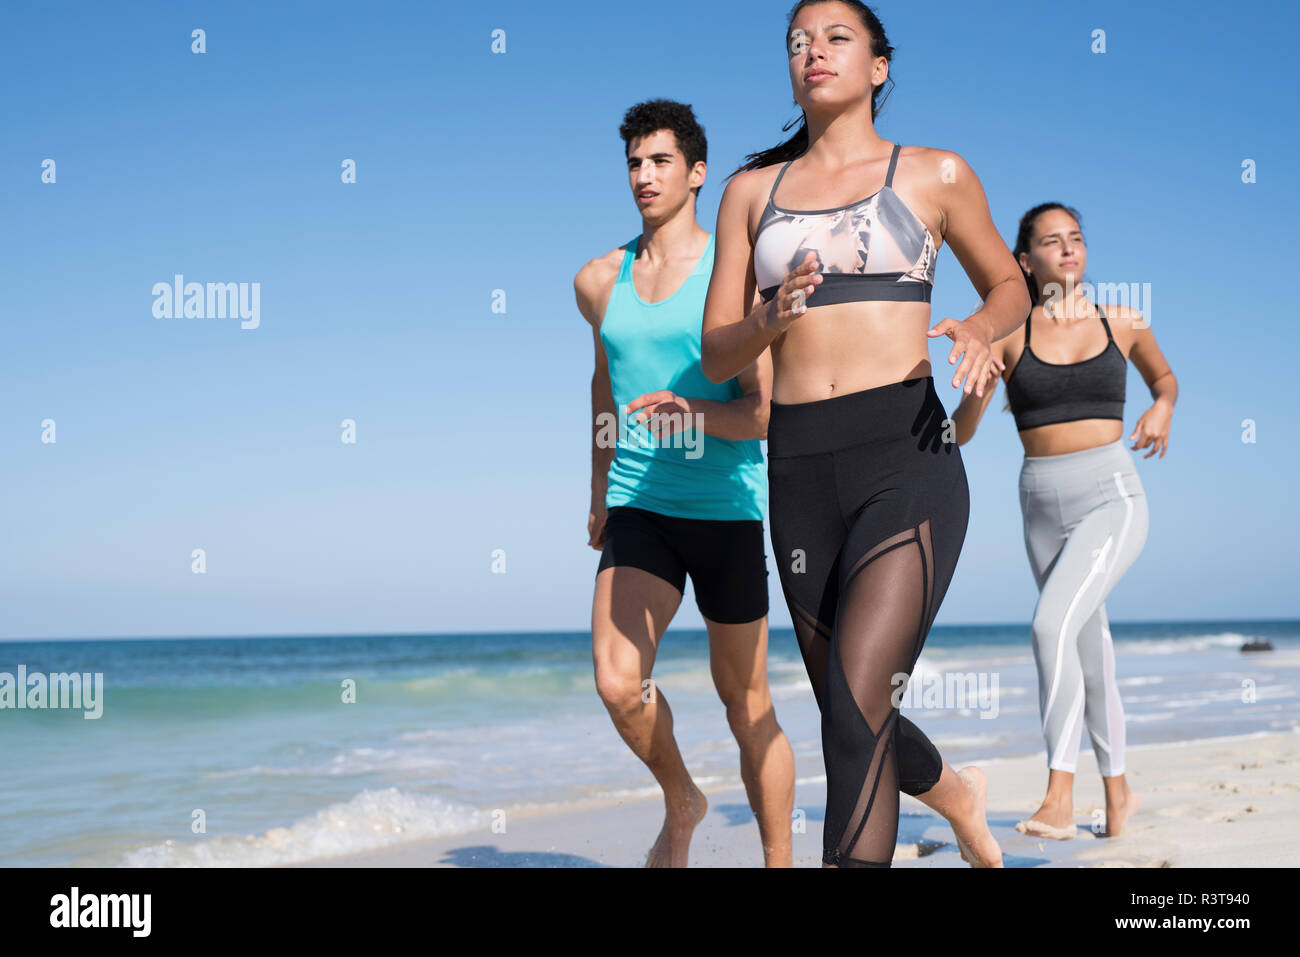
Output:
[2, 0, 1296, 639]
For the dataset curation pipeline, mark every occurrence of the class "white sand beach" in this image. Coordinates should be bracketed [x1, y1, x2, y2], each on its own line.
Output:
[298, 728, 1300, 868]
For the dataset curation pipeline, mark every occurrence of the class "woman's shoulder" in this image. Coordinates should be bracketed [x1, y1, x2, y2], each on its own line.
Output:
[733, 157, 795, 186]
[1099, 302, 1146, 351]
[896, 144, 975, 182]
[723, 162, 788, 210]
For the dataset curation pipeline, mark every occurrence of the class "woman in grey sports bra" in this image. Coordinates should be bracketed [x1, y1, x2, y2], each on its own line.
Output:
[953, 202, 1179, 840]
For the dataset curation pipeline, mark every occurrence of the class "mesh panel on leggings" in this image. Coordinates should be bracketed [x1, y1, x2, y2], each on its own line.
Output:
[784, 571, 942, 802]
[824, 520, 936, 866]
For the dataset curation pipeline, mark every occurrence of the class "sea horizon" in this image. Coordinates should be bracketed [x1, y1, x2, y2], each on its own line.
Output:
[4, 614, 1298, 644]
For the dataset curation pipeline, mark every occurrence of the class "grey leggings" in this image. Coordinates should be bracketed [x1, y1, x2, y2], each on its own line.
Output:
[1019, 439, 1149, 777]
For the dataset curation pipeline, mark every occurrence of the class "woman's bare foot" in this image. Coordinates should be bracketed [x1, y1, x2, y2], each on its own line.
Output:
[1104, 788, 1140, 837]
[644, 787, 708, 867]
[951, 766, 1003, 867]
[1014, 797, 1077, 840]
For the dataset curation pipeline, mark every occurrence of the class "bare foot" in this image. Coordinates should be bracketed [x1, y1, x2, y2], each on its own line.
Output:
[951, 767, 1003, 868]
[1014, 799, 1077, 840]
[644, 788, 708, 868]
[1105, 789, 1140, 837]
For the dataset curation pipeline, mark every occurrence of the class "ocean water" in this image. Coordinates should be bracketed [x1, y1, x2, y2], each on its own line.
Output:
[1, 620, 1297, 867]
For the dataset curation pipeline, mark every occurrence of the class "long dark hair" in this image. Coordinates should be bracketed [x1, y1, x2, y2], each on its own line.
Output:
[1012, 203, 1084, 305]
[727, 1, 896, 180]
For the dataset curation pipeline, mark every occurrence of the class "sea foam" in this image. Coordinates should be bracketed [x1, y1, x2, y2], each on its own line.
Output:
[120, 788, 485, 867]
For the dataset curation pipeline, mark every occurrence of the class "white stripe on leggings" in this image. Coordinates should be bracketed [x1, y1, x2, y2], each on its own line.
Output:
[1092, 614, 1115, 756]
[1042, 534, 1112, 730]
[1095, 472, 1135, 774]
[1050, 683, 1086, 771]
[1096, 613, 1126, 774]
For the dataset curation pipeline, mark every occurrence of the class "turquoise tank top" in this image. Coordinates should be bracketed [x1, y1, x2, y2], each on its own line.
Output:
[599, 232, 767, 521]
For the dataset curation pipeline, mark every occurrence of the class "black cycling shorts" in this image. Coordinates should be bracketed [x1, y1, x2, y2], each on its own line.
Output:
[596, 505, 769, 625]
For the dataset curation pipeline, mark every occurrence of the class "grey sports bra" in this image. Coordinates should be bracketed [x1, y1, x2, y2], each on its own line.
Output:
[752, 142, 937, 307]
[1004, 305, 1127, 431]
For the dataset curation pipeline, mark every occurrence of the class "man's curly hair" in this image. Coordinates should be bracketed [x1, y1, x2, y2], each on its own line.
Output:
[619, 99, 708, 198]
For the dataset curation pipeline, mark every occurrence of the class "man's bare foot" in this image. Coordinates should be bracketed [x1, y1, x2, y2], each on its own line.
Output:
[951, 766, 1003, 868]
[1014, 797, 1077, 840]
[1104, 789, 1140, 837]
[644, 787, 708, 868]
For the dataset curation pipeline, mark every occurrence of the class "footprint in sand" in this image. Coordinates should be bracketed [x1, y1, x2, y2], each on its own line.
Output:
[1203, 806, 1259, 824]
[1077, 847, 1173, 867]
[1194, 773, 1300, 796]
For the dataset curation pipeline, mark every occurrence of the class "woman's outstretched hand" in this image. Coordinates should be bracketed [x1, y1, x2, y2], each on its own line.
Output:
[928, 314, 998, 397]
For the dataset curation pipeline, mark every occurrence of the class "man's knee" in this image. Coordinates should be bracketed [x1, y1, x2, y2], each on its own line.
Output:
[718, 685, 772, 737]
[594, 657, 650, 716]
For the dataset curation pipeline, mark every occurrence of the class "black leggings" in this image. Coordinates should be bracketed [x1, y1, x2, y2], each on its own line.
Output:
[767, 376, 969, 867]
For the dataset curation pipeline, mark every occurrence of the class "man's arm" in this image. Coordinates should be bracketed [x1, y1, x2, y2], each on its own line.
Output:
[574, 262, 617, 505]
[590, 327, 616, 498]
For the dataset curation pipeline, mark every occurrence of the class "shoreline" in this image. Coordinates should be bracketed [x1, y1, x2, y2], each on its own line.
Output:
[292, 728, 1300, 868]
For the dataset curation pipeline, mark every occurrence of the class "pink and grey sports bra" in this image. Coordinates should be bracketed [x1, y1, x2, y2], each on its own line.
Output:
[753, 142, 937, 306]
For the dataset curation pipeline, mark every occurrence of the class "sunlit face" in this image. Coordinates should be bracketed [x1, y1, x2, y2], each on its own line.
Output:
[626, 129, 703, 217]
[787, 2, 884, 112]
[1021, 208, 1087, 290]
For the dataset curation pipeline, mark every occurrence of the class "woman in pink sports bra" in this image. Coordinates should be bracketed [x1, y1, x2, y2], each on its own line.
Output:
[700, 0, 1028, 868]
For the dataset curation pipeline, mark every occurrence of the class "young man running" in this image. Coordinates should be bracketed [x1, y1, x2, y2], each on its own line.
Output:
[574, 99, 795, 867]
